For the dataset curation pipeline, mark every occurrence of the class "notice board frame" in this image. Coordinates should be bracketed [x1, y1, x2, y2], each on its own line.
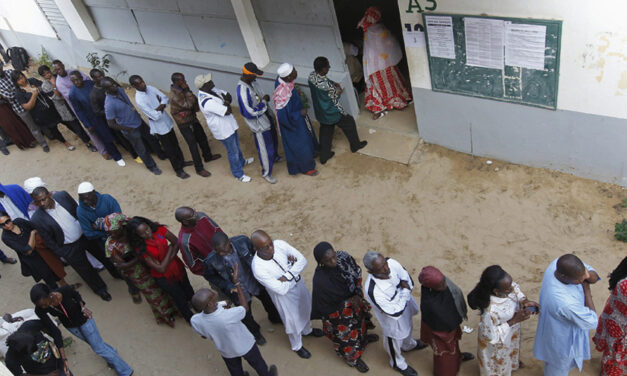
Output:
[422, 13, 562, 110]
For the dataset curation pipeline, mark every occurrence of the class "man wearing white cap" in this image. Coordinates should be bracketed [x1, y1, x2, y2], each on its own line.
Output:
[196, 73, 254, 182]
[273, 63, 318, 177]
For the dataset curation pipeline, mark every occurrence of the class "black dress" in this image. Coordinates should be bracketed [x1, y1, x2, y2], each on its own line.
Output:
[1, 218, 60, 287]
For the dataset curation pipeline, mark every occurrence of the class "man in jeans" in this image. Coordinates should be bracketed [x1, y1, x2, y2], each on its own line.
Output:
[0, 62, 49, 152]
[169, 72, 221, 177]
[102, 77, 162, 175]
[196, 73, 254, 182]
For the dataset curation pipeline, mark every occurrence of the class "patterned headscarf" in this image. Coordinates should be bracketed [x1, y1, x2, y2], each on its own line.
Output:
[102, 213, 130, 232]
[357, 6, 381, 32]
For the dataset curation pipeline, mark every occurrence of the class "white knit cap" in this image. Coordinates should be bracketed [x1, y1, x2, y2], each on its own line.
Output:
[77, 181, 95, 194]
[24, 177, 45, 194]
[194, 73, 212, 89]
[277, 63, 294, 78]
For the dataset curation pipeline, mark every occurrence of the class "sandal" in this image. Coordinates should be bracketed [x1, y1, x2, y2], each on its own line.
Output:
[354, 359, 369, 373]
[365, 334, 379, 344]
[305, 169, 319, 176]
[372, 111, 387, 120]
[70, 283, 82, 290]
[461, 352, 475, 361]
[131, 294, 142, 304]
[67, 145, 76, 151]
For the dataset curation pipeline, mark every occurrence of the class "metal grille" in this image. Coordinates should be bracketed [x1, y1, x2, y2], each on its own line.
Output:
[34, 0, 69, 37]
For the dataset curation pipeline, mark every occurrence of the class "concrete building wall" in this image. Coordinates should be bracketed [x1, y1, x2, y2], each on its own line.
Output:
[398, 0, 627, 186]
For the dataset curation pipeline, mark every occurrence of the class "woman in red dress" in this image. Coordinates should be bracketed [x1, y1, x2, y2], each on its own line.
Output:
[593, 256, 627, 376]
[126, 216, 195, 322]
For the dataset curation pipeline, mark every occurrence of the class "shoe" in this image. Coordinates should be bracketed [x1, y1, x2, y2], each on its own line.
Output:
[305, 328, 324, 337]
[116, 159, 126, 167]
[134, 157, 143, 164]
[294, 346, 311, 359]
[131, 294, 142, 304]
[86, 143, 98, 152]
[268, 365, 278, 376]
[255, 334, 267, 346]
[1, 148, 9, 155]
[102, 152, 112, 160]
[183, 161, 194, 167]
[98, 291, 112, 301]
[352, 141, 368, 153]
[405, 339, 428, 352]
[304, 169, 319, 176]
[365, 334, 379, 344]
[461, 352, 475, 361]
[176, 171, 190, 179]
[354, 358, 369, 373]
[393, 365, 418, 376]
[274, 155, 284, 163]
[197, 169, 211, 177]
[66, 145, 76, 151]
[264, 175, 277, 184]
[150, 167, 162, 175]
[238, 175, 251, 183]
[2, 257, 17, 264]
[204, 154, 222, 162]
[244, 157, 254, 166]
[42, 145, 50, 153]
[320, 151, 335, 164]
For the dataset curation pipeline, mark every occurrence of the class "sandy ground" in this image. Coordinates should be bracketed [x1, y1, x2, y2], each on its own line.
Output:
[0, 107, 625, 376]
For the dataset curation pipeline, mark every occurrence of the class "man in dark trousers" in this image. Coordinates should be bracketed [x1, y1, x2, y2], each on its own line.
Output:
[205, 231, 282, 345]
[29, 186, 113, 301]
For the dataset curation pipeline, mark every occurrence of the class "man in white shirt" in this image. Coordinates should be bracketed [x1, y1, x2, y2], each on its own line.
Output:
[131, 75, 191, 179]
[363, 251, 427, 376]
[195, 73, 254, 182]
[191, 263, 278, 376]
[250, 230, 324, 359]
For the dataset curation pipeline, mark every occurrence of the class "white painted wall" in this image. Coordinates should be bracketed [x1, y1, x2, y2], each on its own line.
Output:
[398, 0, 627, 120]
[54, 0, 100, 41]
[0, 0, 57, 39]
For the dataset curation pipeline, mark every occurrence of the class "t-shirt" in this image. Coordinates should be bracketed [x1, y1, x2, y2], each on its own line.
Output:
[15, 78, 61, 126]
[190, 304, 255, 358]
[141, 226, 185, 281]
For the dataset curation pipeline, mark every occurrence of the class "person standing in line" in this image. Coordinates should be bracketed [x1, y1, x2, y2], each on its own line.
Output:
[169, 72, 221, 177]
[533, 254, 599, 375]
[102, 77, 162, 175]
[237, 62, 280, 184]
[196, 73, 254, 182]
[0, 61, 49, 152]
[130, 74, 192, 179]
[363, 251, 427, 376]
[251, 230, 324, 359]
[190, 266, 278, 376]
[419, 266, 476, 376]
[273, 63, 319, 176]
[593, 256, 627, 376]
[174, 206, 222, 278]
[308, 56, 367, 164]
[51, 60, 108, 158]
[38, 65, 98, 153]
[31, 283, 133, 376]
[69, 71, 126, 166]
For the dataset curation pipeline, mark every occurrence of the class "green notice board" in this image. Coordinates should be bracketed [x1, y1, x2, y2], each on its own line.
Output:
[422, 14, 562, 109]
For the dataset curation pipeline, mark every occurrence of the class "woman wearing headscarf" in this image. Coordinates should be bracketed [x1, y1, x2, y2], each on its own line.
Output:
[418, 266, 474, 375]
[100, 213, 178, 327]
[311, 242, 377, 373]
[357, 6, 412, 120]
[126, 216, 195, 322]
[467, 265, 539, 376]
[593, 256, 627, 376]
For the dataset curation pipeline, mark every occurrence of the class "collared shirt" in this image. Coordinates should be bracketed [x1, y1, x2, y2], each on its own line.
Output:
[190, 304, 255, 358]
[198, 89, 238, 140]
[135, 85, 174, 135]
[533, 258, 598, 371]
[104, 87, 142, 128]
[0, 196, 27, 220]
[0, 69, 23, 113]
[45, 200, 83, 244]
[224, 252, 260, 301]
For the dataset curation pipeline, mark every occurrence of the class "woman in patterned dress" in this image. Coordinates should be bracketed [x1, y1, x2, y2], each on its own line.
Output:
[311, 242, 378, 373]
[467, 265, 539, 376]
[101, 213, 178, 327]
[594, 257, 627, 376]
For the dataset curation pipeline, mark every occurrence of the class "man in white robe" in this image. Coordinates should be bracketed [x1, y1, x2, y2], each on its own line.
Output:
[251, 230, 323, 358]
[363, 251, 426, 376]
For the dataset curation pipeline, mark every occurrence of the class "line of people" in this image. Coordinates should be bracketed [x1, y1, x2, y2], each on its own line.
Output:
[1, 176, 625, 375]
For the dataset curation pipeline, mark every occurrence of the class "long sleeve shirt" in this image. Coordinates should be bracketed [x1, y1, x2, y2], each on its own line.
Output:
[0, 69, 23, 113]
[35, 285, 89, 329]
[198, 89, 238, 140]
[169, 85, 200, 126]
[236, 80, 271, 133]
[135, 85, 174, 135]
[5, 320, 64, 376]
[533, 258, 598, 371]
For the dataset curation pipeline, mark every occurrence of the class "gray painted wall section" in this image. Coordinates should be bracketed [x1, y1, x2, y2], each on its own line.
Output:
[413, 87, 627, 186]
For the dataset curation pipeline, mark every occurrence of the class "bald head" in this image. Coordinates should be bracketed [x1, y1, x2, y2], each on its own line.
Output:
[556, 254, 586, 279]
[191, 288, 217, 312]
[175, 206, 198, 227]
[251, 230, 273, 260]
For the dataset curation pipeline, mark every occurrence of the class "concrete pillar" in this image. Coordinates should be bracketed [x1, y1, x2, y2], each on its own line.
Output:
[54, 0, 100, 41]
[230, 0, 270, 67]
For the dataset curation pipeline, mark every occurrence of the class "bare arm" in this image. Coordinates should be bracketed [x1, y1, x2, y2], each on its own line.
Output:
[231, 263, 249, 312]
[582, 281, 596, 312]
[107, 118, 131, 131]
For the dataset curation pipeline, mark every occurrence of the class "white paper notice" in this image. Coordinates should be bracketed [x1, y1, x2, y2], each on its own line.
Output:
[403, 31, 426, 48]
[425, 16, 455, 59]
[464, 18, 505, 69]
[505, 22, 547, 70]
